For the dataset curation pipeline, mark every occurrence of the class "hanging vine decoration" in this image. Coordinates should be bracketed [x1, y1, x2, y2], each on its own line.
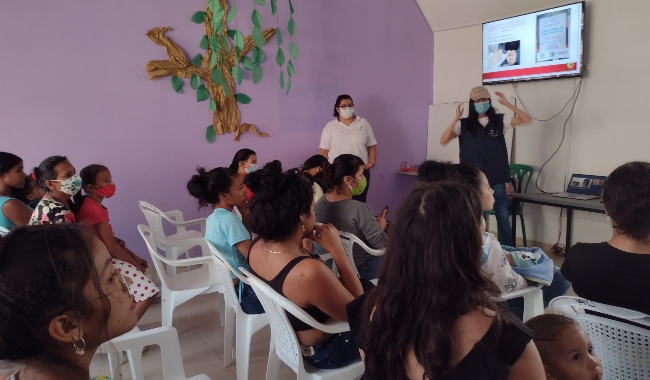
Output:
[145, 0, 295, 142]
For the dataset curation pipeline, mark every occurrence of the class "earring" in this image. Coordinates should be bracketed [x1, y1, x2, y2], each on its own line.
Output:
[302, 223, 305, 232]
[73, 336, 86, 356]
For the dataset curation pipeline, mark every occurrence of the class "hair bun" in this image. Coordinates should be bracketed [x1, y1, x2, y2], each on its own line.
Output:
[244, 160, 284, 194]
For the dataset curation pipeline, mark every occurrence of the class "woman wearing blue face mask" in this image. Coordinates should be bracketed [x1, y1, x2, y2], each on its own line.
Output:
[319, 94, 378, 203]
[229, 148, 258, 201]
[440, 86, 531, 246]
[29, 156, 82, 225]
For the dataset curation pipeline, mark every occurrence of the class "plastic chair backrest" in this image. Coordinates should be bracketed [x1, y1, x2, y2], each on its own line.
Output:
[138, 201, 167, 242]
[138, 224, 172, 291]
[549, 296, 650, 379]
[205, 240, 245, 313]
[509, 164, 534, 193]
[0, 226, 8, 237]
[335, 231, 384, 276]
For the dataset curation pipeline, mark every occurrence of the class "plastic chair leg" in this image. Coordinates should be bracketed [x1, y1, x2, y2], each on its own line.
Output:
[223, 308, 235, 367]
[218, 293, 226, 327]
[266, 348, 282, 380]
[235, 319, 252, 380]
[520, 214, 527, 247]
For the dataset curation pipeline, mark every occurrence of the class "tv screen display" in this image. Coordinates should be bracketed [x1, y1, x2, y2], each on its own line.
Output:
[482, 2, 584, 84]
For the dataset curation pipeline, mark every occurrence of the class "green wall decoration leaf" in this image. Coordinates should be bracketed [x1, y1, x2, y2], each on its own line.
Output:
[286, 77, 292, 94]
[210, 35, 220, 51]
[276, 28, 283, 45]
[254, 0, 265, 6]
[211, 8, 225, 31]
[210, 51, 218, 68]
[226, 30, 236, 39]
[252, 65, 263, 84]
[171, 76, 184, 93]
[234, 30, 245, 50]
[209, 98, 218, 111]
[226, 4, 236, 22]
[289, 0, 294, 15]
[276, 47, 285, 67]
[223, 82, 230, 97]
[208, 0, 221, 12]
[190, 74, 201, 90]
[191, 54, 203, 67]
[287, 59, 295, 77]
[253, 47, 265, 63]
[242, 56, 255, 71]
[199, 35, 209, 50]
[251, 10, 262, 29]
[220, 35, 230, 52]
[232, 66, 243, 85]
[191, 11, 206, 24]
[271, 0, 277, 15]
[206, 125, 216, 143]
[287, 18, 296, 36]
[288, 41, 299, 59]
[252, 27, 265, 48]
[212, 67, 223, 85]
[279, 71, 285, 89]
[196, 85, 209, 102]
[235, 93, 252, 104]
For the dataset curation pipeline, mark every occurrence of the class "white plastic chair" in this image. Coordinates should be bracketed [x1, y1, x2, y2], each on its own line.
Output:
[98, 326, 210, 380]
[241, 267, 364, 380]
[138, 201, 207, 276]
[138, 224, 225, 327]
[332, 231, 384, 280]
[205, 239, 269, 380]
[0, 226, 8, 236]
[498, 286, 544, 322]
[550, 296, 650, 379]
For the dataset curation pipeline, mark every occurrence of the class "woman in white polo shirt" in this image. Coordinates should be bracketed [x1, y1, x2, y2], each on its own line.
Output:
[319, 94, 377, 203]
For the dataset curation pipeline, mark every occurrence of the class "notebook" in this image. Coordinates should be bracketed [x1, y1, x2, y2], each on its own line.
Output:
[552, 174, 607, 200]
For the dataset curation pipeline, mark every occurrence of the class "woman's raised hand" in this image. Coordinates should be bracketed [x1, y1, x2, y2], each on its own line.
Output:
[311, 223, 346, 258]
[455, 103, 464, 119]
[495, 91, 509, 105]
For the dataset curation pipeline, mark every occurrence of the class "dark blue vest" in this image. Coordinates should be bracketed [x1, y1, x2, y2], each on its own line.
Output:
[458, 114, 510, 185]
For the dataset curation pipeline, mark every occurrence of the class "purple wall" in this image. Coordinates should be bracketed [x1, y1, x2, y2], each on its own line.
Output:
[0, 0, 432, 256]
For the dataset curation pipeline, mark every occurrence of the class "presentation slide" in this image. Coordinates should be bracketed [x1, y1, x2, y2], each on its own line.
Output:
[482, 2, 583, 84]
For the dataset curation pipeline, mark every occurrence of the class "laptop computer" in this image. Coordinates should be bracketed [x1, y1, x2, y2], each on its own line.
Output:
[552, 174, 607, 200]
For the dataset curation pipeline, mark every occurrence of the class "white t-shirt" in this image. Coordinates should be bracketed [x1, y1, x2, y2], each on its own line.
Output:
[319, 117, 377, 163]
[453, 114, 513, 136]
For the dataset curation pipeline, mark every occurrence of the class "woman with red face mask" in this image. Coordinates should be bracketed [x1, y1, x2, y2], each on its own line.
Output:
[74, 164, 158, 320]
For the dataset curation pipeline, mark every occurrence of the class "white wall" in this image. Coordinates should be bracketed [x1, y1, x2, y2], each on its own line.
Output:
[421, 0, 650, 245]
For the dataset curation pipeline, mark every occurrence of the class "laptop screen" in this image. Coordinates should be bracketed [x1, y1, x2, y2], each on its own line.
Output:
[566, 174, 607, 195]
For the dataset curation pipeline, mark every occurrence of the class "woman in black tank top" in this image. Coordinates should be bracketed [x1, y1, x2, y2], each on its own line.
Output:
[243, 161, 364, 370]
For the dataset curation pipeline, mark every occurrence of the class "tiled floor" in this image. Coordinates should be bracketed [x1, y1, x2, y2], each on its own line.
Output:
[90, 236, 573, 379]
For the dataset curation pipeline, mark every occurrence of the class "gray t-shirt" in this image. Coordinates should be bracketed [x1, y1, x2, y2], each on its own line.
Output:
[314, 197, 386, 266]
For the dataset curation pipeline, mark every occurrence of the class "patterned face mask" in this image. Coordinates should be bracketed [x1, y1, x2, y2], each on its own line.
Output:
[50, 174, 82, 196]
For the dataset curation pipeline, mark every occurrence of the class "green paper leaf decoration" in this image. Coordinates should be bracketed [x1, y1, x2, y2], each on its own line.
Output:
[190, 74, 201, 90]
[220, 35, 230, 52]
[208, 0, 221, 13]
[286, 77, 292, 94]
[253, 47, 265, 64]
[279, 71, 285, 89]
[287, 60, 295, 77]
[211, 8, 225, 31]
[252, 48, 258, 63]
[191, 11, 206, 24]
[210, 51, 218, 68]
[242, 56, 255, 71]
[191, 54, 203, 67]
[226, 30, 236, 39]
[212, 67, 223, 85]
[289, 0, 294, 15]
[254, 0, 265, 5]
[196, 85, 210, 102]
[276, 47, 285, 67]
[251, 10, 262, 29]
[232, 66, 243, 85]
[199, 35, 209, 50]
[288, 41, 299, 59]
[234, 30, 245, 50]
[271, 0, 277, 15]
[210, 35, 220, 51]
[171, 76, 184, 93]
[287, 18, 296, 36]
[252, 65, 263, 84]
[235, 93, 252, 104]
[206, 125, 216, 143]
[214, 22, 224, 35]
[209, 98, 218, 111]
[276, 28, 283, 45]
[226, 4, 236, 22]
[252, 27, 265, 48]
[234, 47, 241, 64]
[223, 82, 230, 97]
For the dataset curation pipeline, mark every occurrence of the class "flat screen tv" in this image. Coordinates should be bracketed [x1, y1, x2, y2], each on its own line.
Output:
[482, 2, 584, 84]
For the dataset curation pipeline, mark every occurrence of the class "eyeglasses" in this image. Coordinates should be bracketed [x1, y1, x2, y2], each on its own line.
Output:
[113, 269, 130, 294]
[338, 104, 354, 108]
[347, 175, 365, 182]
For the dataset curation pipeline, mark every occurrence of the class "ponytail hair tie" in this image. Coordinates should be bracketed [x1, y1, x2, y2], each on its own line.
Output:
[298, 164, 306, 171]
[31, 172, 36, 180]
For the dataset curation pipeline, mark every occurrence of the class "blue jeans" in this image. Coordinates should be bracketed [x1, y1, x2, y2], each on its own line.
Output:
[239, 282, 264, 315]
[357, 256, 382, 281]
[303, 331, 361, 369]
[491, 183, 513, 246]
[507, 270, 571, 319]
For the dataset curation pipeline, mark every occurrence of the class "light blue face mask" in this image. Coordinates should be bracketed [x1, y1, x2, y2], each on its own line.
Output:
[474, 100, 490, 114]
[244, 164, 259, 174]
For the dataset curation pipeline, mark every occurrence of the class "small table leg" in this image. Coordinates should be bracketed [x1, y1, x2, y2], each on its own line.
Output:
[511, 199, 518, 244]
[565, 208, 573, 249]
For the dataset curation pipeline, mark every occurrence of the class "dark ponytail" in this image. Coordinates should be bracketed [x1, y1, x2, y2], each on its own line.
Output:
[228, 149, 256, 172]
[187, 167, 238, 209]
[326, 154, 365, 191]
[73, 164, 108, 213]
[33, 156, 69, 192]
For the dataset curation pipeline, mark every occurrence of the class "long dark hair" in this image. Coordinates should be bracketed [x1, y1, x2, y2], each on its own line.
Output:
[33, 155, 69, 192]
[228, 149, 256, 172]
[466, 99, 502, 136]
[73, 164, 109, 213]
[362, 182, 502, 379]
[326, 154, 364, 192]
[0, 224, 111, 374]
[603, 161, 650, 241]
[290, 155, 331, 191]
[244, 160, 313, 242]
[186, 167, 238, 209]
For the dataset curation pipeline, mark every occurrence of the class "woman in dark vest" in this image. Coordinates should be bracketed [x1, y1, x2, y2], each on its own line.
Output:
[440, 86, 531, 246]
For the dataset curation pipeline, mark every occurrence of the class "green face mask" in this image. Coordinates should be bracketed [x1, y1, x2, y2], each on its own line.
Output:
[349, 177, 367, 196]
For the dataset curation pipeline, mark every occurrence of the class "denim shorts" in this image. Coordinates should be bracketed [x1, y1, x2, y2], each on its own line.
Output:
[303, 331, 361, 369]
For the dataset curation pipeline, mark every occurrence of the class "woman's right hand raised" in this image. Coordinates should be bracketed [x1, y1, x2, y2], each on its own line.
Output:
[455, 103, 464, 120]
[311, 223, 346, 258]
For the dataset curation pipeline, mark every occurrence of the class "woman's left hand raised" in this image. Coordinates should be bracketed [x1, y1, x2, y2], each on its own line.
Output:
[495, 91, 509, 105]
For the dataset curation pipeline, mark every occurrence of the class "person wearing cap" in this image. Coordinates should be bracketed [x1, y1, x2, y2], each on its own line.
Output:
[440, 86, 531, 246]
